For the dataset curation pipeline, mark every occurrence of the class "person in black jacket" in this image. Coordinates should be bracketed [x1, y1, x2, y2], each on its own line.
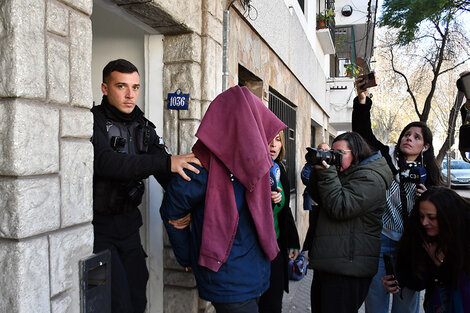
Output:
[352, 79, 442, 313]
[259, 130, 300, 313]
[91, 59, 201, 313]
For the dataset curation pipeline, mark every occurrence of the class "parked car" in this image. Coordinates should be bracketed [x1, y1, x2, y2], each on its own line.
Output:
[441, 159, 470, 187]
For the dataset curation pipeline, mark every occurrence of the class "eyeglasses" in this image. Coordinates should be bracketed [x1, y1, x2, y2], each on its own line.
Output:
[339, 150, 352, 155]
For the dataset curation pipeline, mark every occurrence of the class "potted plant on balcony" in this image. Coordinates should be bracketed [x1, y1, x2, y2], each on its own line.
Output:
[316, 8, 335, 29]
[344, 63, 362, 79]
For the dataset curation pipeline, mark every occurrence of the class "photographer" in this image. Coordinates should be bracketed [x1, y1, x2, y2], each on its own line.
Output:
[306, 132, 393, 313]
[352, 78, 442, 313]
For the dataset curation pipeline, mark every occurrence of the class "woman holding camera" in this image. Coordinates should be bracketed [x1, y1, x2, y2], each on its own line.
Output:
[306, 132, 393, 313]
[258, 130, 300, 313]
[382, 186, 470, 313]
[352, 80, 442, 313]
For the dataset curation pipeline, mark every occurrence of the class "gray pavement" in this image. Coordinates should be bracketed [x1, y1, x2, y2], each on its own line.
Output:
[281, 269, 425, 313]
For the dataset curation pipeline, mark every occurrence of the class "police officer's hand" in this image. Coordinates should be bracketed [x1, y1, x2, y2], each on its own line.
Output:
[171, 153, 202, 181]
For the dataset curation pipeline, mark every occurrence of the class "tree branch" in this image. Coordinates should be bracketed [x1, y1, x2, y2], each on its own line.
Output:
[389, 47, 421, 119]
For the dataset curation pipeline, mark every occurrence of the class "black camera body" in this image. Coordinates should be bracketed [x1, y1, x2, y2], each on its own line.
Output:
[305, 147, 343, 167]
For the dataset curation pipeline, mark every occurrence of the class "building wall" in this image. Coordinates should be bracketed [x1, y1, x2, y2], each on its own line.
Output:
[0, 0, 94, 312]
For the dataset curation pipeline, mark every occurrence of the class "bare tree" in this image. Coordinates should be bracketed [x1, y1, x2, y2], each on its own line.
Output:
[384, 18, 470, 122]
[436, 92, 466, 163]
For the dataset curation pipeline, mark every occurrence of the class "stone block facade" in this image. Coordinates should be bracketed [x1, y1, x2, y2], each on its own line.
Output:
[0, 1, 94, 312]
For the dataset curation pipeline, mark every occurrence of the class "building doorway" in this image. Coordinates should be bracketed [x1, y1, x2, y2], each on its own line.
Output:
[91, 1, 165, 312]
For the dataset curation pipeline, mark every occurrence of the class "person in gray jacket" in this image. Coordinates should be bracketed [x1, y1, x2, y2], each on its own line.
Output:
[306, 132, 393, 313]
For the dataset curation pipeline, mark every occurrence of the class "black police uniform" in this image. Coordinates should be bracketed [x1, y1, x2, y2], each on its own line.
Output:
[91, 96, 171, 313]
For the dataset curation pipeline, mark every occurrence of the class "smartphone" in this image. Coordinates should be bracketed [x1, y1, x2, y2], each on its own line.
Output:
[383, 253, 397, 287]
[358, 71, 377, 90]
[457, 72, 470, 99]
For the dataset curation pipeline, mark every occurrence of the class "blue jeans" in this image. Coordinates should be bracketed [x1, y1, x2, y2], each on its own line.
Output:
[365, 234, 420, 313]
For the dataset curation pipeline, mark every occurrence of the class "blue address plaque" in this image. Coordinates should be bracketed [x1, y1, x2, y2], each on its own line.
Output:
[167, 89, 189, 110]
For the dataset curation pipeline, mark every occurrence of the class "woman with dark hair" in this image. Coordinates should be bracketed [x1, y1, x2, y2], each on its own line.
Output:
[382, 186, 470, 312]
[306, 132, 393, 313]
[352, 81, 442, 313]
[258, 130, 300, 313]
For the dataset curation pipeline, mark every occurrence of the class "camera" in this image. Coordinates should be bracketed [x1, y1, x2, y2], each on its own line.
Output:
[358, 71, 377, 90]
[305, 147, 343, 167]
[457, 72, 470, 99]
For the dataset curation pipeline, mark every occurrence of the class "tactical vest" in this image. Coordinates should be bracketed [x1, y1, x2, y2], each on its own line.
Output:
[93, 117, 151, 215]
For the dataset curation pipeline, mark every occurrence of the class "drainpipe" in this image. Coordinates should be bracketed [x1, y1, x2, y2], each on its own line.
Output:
[222, 0, 237, 91]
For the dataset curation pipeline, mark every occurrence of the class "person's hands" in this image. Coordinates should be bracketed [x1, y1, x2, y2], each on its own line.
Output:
[271, 187, 282, 204]
[289, 249, 300, 260]
[169, 213, 191, 229]
[423, 241, 445, 267]
[416, 184, 427, 197]
[314, 160, 330, 171]
[170, 153, 202, 181]
[381, 275, 400, 294]
[355, 77, 368, 104]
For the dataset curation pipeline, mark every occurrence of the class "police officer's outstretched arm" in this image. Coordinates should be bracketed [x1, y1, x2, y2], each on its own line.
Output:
[170, 153, 202, 181]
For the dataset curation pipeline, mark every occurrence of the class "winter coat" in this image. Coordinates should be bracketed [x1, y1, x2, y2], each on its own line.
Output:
[160, 166, 270, 303]
[306, 152, 393, 278]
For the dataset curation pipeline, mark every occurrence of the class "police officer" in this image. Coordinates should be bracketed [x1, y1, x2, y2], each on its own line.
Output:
[91, 59, 201, 313]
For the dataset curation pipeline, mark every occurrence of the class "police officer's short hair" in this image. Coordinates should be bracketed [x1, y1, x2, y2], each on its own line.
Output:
[103, 59, 139, 82]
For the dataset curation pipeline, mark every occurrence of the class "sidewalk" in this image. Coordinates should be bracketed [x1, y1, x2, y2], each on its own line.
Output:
[281, 269, 425, 313]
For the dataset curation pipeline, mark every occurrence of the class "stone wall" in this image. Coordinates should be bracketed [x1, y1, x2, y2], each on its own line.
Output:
[0, 0, 94, 312]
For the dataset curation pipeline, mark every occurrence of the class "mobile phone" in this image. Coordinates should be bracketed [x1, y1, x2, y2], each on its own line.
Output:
[383, 253, 397, 287]
[358, 71, 377, 90]
[457, 72, 470, 99]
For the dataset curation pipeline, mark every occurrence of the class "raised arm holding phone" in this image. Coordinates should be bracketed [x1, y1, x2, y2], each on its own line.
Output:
[352, 74, 442, 313]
